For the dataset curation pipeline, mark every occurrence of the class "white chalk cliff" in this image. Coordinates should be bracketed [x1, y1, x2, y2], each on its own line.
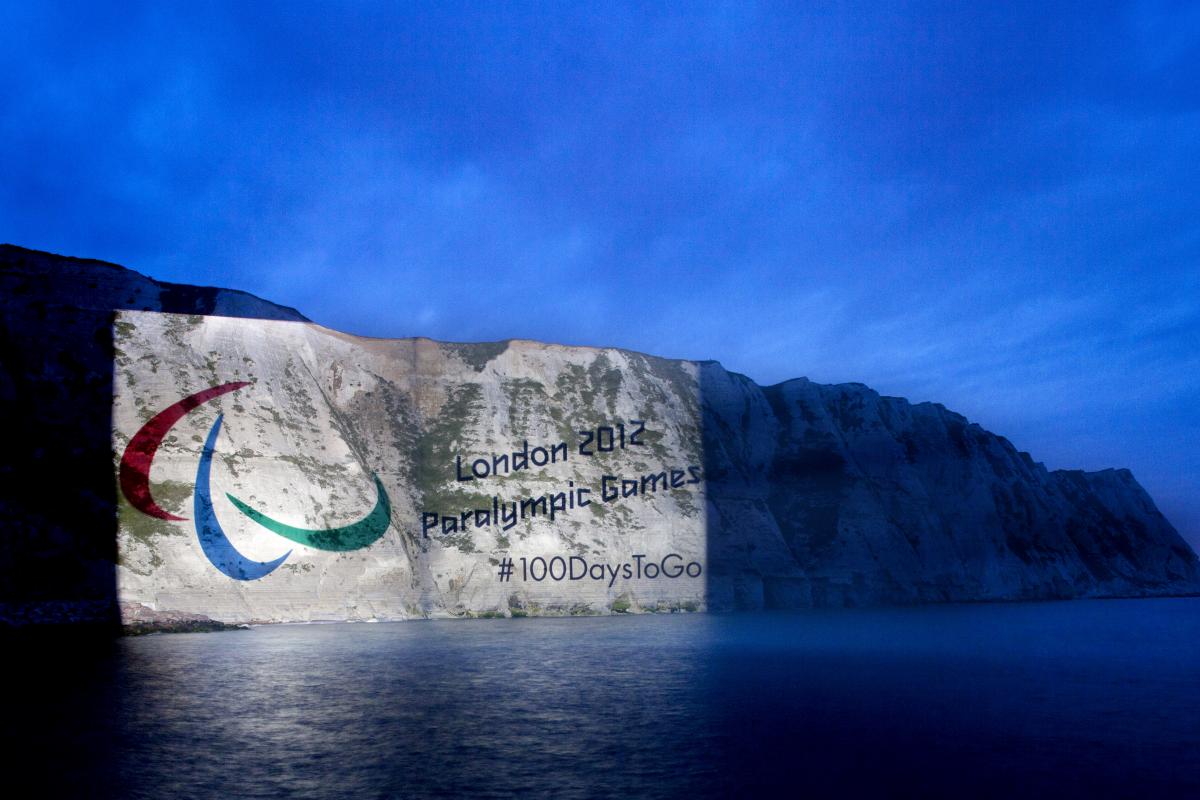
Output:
[1, 245, 1196, 626]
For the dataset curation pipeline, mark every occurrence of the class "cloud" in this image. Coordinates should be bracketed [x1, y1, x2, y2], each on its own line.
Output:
[1, 1, 1198, 544]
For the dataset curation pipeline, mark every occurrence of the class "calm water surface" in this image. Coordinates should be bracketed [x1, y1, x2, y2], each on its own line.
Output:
[6, 598, 1200, 798]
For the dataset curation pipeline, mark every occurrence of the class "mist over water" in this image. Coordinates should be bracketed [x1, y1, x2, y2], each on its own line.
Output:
[7, 599, 1200, 798]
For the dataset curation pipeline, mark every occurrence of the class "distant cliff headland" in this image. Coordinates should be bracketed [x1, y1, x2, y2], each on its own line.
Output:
[1, 244, 1196, 630]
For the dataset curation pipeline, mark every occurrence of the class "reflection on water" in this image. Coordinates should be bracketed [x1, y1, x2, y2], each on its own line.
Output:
[5, 599, 1200, 798]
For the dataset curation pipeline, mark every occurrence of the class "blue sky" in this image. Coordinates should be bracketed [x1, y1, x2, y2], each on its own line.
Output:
[3, 2, 1198, 546]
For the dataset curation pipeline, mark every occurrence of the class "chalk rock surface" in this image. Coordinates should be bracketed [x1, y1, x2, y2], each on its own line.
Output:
[1, 245, 1196, 625]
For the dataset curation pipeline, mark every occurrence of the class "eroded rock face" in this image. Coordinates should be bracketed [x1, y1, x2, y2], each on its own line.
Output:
[2, 245, 1197, 625]
[736, 380, 1199, 607]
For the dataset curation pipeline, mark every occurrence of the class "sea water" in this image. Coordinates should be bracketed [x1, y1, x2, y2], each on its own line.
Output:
[6, 598, 1199, 798]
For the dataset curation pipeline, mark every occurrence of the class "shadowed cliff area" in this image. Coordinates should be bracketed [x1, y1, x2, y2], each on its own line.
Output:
[699, 370, 1200, 609]
[1, 245, 1196, 628]
[0, 245, 307, 628]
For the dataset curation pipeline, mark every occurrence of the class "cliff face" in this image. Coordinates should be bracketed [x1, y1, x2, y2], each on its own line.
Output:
[705, 376, 1198, 608]
[0, 245, 306, 625]
[1, 246, 1196, 625]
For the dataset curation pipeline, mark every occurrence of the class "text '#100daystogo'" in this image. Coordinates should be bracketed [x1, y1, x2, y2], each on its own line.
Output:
[495, 553, 703, 587]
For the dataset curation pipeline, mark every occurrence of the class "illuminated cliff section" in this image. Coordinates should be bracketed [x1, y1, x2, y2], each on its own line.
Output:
[109, 311, 710, 622]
